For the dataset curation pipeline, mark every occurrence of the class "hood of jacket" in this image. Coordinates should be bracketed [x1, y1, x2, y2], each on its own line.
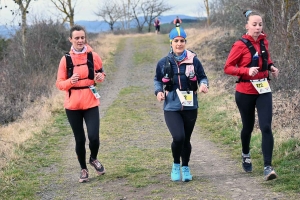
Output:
[69, 44, 93, 55]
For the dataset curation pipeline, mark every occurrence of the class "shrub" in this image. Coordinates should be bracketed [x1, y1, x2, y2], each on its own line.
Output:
[0, 20, 69, 124]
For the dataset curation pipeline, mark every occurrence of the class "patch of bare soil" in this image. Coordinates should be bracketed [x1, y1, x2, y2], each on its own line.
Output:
[38, 34, 291, 200]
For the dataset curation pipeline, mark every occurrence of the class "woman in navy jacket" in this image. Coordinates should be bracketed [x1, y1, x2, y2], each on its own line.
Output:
[154, 27, 209, 182]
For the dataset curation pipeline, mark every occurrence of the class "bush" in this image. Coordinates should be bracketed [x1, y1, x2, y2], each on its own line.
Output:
[0, 37, 10, 60]
[0, 20, 69, 124]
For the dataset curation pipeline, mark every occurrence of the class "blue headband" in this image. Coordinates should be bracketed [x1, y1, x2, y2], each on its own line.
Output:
[169, 27, 187, 42]
[245, 10, 252, 18]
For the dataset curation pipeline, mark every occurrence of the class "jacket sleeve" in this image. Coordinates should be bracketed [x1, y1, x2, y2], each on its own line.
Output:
[56, 56, 74, 91]
[154, 58, 165, 95]
[224, 42, 250, 76]
[194, 57, 209, 86]
[93, 52, 105, 83]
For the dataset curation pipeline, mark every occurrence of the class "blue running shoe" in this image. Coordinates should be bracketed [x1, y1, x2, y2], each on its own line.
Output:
[242, 154, 252, 172]
[181, 166, 192, 182]
[264, 166, 278, 181]
[171, 163, 181, 181]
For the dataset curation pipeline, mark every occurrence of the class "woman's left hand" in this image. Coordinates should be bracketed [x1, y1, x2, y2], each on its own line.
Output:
[270, 66, 279, 78]
[199, 83, 209, 94]
[95, 72, 105, 81]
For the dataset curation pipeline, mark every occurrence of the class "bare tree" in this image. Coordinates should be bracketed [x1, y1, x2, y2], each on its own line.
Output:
[119, 0, 133, 30]
[130, 0, 144, 32]
[143, 0, 172, 32]
[13, 0, 34, 57]
[203, 0, 210, 26]
[50, 0, 75, 27]
[130, 0, 171, 33]
[95, 0, 123, 31]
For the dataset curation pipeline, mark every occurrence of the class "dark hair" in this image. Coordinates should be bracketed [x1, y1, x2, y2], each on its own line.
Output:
[243, 10, 262, 22]
[69, 25, 86, 38]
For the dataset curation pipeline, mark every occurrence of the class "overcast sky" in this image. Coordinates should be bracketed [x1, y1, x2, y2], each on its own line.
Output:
[0, 0, 205, 25]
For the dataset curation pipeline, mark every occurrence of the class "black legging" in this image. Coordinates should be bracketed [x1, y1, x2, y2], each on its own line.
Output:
[164, 109, 198, 166]
[65, 106, 100, 169]
[235, 91, 274, 167]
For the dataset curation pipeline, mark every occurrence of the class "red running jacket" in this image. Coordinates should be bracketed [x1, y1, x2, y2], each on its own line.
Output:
[224, 33, 274, 94]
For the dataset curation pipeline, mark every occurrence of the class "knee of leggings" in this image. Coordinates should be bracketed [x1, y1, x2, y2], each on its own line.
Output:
[173, 136, 185, 144]
[260, 124, 272, 135]
[76, 139, 86, 146]
[241, 128, 253, 136]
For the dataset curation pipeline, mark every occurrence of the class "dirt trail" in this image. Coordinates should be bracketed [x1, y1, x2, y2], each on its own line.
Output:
[39, 35, 289, 200]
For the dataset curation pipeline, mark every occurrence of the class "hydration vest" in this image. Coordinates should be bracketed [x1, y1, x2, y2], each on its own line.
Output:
[65, 51, 95, 80]
[65, 52, 102, 96]
[162, 57, 198, 92]
[236, 38, 269, 83]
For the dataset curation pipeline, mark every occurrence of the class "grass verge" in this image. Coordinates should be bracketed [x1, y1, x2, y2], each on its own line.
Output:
[0, 110, 70, 200]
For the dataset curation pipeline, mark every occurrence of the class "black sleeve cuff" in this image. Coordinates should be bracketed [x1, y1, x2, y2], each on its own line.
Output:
[268, 63, 273, 71]
[155, 90, 163, 96]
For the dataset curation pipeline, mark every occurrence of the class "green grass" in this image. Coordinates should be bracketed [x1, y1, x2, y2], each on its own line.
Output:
[132, 36, 163, 65]
[0, 115, 71, 200]
[197, 87, 300, 194]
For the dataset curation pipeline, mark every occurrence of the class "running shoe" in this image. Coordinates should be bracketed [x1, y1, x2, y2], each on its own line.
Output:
[242, 154, 252, 172]
[171, 163, 181, 181]
[181, 166, 193, 182]
[79, 169, 89, 183]
[264, 166, 278, 181]
[89, 157, 106, 175]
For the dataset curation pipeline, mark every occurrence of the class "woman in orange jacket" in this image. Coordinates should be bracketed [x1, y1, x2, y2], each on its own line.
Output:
[56, 25, 106, 183]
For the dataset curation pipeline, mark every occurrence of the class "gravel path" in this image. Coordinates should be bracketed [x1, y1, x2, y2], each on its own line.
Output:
[39, 34, 289, 200]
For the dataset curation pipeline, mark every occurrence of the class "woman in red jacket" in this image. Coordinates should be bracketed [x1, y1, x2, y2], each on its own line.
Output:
[56, 25, 106, 183]
[224, 10, 279, 181]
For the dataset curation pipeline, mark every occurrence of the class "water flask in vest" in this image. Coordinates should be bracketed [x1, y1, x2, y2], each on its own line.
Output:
[251, 52, 259, 67]
[162, 73, 171, 84]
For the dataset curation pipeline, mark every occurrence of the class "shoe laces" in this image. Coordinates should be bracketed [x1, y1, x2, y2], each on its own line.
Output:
[264, 166, 273, 171]
[243, 157, 251, 164]
[91, 159, 102, 169]
[182, 166, 190, 173]
[81, 169, 88, 177]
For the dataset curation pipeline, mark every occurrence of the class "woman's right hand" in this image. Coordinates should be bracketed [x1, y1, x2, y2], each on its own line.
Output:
[156, 92, 165, 102]
[70, 73, 79, 84]
[248, 67, 259, 76]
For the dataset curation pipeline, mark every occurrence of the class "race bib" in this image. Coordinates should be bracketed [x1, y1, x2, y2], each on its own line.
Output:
[250, 78, 271, 94]
[89, 85, 101, 99]
[176, 89, 194, 106]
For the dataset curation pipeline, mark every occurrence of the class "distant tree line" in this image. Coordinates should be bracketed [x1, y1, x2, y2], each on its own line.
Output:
[94, 0, 172, 33]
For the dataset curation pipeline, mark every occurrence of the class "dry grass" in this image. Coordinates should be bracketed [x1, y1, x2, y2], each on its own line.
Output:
[0, 90, 62, 170]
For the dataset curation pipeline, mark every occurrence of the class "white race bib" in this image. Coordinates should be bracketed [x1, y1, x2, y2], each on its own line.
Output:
[250, 78, 271, 94]
[176, 89, 194, 106]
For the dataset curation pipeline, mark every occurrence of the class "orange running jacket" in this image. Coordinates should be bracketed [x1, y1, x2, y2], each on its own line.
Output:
[56, 45, 104, 110]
